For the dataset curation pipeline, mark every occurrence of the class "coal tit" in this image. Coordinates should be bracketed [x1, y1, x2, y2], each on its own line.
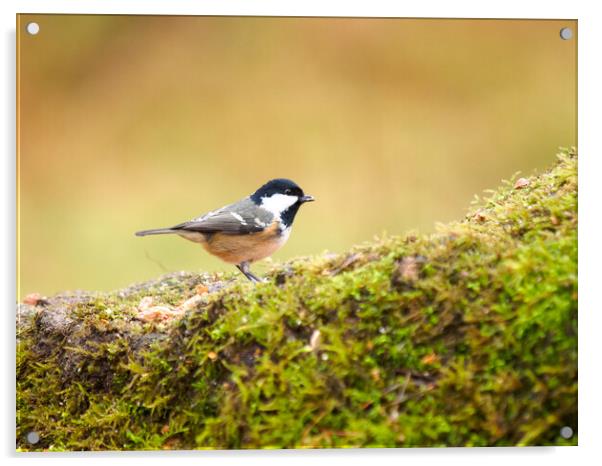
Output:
[135, 178, 314, 282]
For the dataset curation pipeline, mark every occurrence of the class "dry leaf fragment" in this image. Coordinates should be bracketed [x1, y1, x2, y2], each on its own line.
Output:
[136, 295, 186, 322]
[514, 177, 530, 189]
[195, 284, 209, 295]
[474, 210, 487, 222]
[162, 437, 181, 450]
[177, 294, 205, 313]
[421, 353, 438, 365]
[23, 293, 49, 306]
[398, 257, 420, 282]
[136, 305, 182, 322]
[138, 296, 154, 311]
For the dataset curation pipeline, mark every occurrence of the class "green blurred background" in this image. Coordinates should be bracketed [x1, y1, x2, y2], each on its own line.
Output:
[17, 16, 576, 298]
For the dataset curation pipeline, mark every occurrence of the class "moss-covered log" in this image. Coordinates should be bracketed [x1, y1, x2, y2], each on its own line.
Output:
[17, 149, 578, 450]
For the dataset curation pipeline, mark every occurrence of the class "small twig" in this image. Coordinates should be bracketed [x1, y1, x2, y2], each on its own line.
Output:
[329, 253, 361, 276]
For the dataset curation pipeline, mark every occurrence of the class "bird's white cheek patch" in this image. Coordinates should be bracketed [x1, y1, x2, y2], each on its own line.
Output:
[260, 194, 298, 216]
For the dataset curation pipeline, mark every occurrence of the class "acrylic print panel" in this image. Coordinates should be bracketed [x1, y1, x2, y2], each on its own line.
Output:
[16, 15, 577, 450]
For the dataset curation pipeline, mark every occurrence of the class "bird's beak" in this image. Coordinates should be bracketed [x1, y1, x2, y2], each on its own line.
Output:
[300, 194, 315, 203]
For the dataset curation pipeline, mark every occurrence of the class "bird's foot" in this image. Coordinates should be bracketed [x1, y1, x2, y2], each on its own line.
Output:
[237, 263, 268, 284]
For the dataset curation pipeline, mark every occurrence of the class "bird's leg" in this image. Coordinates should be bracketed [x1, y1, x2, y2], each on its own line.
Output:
[236, 262, 263, 283]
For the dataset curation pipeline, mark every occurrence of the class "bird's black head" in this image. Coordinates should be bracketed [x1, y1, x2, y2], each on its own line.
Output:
[250, 178, 315, 227]
[250, 178, 304, 201]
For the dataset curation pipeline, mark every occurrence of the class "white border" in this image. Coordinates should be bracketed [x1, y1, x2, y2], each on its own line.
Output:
[3, 1, 601, 465]
[0, 0, 588, 18]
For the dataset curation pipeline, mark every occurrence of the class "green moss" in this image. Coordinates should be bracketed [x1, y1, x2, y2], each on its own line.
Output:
[17, 149, 577, 450]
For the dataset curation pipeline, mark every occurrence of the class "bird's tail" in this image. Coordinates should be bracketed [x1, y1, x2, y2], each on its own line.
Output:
[135, 227, 176, 237]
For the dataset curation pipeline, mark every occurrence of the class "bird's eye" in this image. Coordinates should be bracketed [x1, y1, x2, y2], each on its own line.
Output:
[284, 189, 291, 195]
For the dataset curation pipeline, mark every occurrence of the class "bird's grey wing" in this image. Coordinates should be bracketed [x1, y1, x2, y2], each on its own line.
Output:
[173, 198, 274, 235]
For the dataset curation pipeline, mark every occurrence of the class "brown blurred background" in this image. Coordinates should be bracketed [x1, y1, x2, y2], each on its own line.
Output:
[17, 16, 577, 298]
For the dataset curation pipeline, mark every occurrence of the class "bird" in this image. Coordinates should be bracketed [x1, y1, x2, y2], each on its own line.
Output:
[135, 178, 315, 282]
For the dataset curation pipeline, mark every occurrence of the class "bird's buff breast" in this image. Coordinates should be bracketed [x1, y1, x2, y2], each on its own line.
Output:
[178, 221, 291, 264]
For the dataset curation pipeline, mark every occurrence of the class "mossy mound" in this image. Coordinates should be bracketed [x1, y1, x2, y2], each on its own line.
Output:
[17, 149, 578, 450]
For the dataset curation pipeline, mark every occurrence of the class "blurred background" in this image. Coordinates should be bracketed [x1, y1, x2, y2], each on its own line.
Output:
[17, 16, 576, 298]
